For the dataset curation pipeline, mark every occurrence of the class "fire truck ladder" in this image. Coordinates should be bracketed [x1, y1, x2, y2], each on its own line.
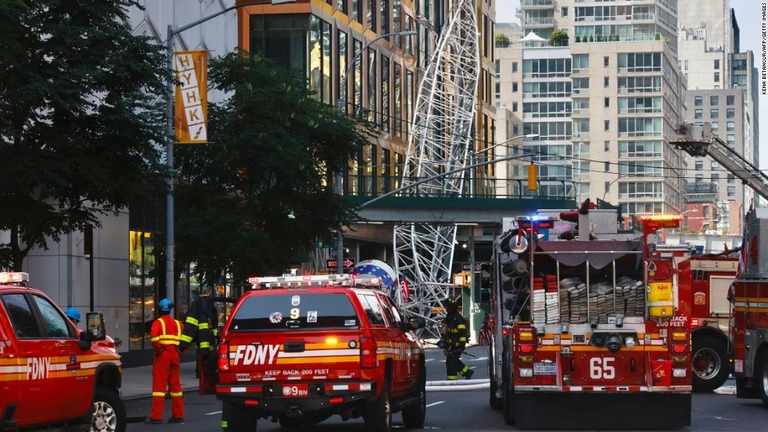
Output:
[393, 0, 479, 338]
[672, 122, 768, 200]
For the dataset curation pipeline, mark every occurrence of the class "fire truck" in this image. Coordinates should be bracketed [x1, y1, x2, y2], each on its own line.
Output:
[671, 122, 768, 401]
[729, 208, 768, 406]
[487, 210, 693, 429]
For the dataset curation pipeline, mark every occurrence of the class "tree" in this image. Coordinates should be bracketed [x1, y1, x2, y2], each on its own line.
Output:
[549, 30, 569, 47]
[495, 33, 511, 48]
[0, 0, 167, 271]
[174, 52, 374, 285]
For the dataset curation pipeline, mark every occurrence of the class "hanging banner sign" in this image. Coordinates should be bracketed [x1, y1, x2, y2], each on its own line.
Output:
[174, 50, 208, 144]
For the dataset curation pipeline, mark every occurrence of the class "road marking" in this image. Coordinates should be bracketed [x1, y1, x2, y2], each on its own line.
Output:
[469, 356, 488, 362]
[426, 358, 435, 362]
[426, 401, 446, 408]
[206, 411, 223, 416]
[714, 386, 736, 395]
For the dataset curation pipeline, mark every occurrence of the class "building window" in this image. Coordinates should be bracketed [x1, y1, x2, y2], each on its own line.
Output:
[604, 141, 610, 151]
[727, 108, 735, 118]
[604, 120, 610, 131]
[727, 134, 735, 146]
[512, 102, 518, 111]
[711, 173, 720, 182]
[512, 82, 518, 92]
[352, 0, 361, 22]
[604, 76, 609, 87]
[710, 95, 718, 105]
[495, 82, 500, 98]
[694, 109, 703, 119]
[367, 0, 376, 31]
[714, 59, 720, 69]
[513, 124, 520, 136]
[604, 56, 609, 67]
[380, 0, 389, 35]
[561, 6, 568, 17]
[512, 62, 518, 73]
[714, 72, 720, 82]
[727, 174, 735, 183]
[710, 108, 719, 118]
[604, 97, 610, 108]
[711, 161, 718, 170]
[727, 121, 735, 131]
[381, 55, 390, 132]
[694, 160, 703, 170]
[703, 206, 710, 217]
[337, 0, 347, 13]
[727, 95, 735, 105]
[604, 162, 610, 172]
[685, 60, 688, 70]
[711, 122, 719, 131]
[694, 96, 703, 106]
[250, 14, 309, 74]
[727, 185, 735, 197]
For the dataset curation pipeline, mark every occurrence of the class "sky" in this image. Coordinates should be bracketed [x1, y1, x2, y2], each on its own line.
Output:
[495, 0, 768, 170]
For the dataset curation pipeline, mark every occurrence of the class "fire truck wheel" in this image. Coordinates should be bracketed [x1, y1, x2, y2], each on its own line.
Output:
[402, 368, 426, 427]
[760, 355, 768, 408]
[90, 386, 126, 432]
[222, 401, 258, 432]
[692, 334, 729, 392]
[364, 379, 392, 432]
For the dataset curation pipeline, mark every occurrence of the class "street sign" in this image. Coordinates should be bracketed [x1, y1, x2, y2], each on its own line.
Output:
[326, 258, 356, 270]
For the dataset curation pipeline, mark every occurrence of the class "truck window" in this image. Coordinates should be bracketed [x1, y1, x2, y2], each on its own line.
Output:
[356, 293, 387, 326]
[31, 295, 75, 338]
[1, 293, 42, 338]
[229, 293, 358, 331]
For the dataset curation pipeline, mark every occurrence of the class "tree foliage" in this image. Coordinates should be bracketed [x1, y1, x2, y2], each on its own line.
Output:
[495, 33, 511, 48]
[0, 0, 167, 270]
[549, 29, 569, 47]
[174, 52, 374, 286]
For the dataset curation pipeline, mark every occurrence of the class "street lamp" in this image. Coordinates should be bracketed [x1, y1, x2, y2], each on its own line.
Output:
[333, 30, 417, 274]
[164, 0, 295, 305]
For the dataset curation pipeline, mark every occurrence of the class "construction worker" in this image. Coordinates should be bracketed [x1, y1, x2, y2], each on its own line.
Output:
[146, 298, 184, 424]
[65, 307, 81, 326]
[440, 298, 473, 380]
[179, 286, 219, 393]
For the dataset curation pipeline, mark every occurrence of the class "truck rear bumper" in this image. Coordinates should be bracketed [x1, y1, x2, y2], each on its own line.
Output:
[513, 392, 691, 429]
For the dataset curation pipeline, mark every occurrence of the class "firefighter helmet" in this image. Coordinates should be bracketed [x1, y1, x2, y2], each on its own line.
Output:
[445, 298, 460, 313]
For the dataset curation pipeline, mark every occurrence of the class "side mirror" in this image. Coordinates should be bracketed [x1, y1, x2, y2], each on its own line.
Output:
[400, 316, 426, 332]
[86, 312, 106, 342]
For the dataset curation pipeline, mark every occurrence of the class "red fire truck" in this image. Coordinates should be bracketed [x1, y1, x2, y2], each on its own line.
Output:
[729, 207, 768, 406]
[488, 210, 692, 429]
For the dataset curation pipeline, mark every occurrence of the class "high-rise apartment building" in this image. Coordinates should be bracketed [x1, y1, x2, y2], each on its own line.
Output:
[677, 1, 759, 234]
[504, 0, 687, 216]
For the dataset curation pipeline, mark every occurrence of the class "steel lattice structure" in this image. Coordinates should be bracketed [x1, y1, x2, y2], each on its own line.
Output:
[393, 0, 479, 338]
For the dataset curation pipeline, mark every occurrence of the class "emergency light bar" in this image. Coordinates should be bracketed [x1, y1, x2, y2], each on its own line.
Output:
[516, 216, 556, 230]
[0, 272, 29, 285]
[248, 273, 384, 289]
[638, 214, 683, 229]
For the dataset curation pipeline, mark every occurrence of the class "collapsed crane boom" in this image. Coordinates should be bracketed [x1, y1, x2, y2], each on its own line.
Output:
[672, 122, 768, 200]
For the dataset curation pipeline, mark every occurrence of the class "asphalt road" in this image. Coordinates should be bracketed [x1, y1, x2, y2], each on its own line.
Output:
[126, 346, 768, 431]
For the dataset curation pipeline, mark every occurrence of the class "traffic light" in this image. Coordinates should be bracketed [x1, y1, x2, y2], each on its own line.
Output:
[527, 162, 538, 191]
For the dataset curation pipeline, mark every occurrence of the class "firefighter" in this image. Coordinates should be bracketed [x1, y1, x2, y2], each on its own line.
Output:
[440, 298, 474, 380]
[179, 286, 219, 393]
[146, 298, 184, 424]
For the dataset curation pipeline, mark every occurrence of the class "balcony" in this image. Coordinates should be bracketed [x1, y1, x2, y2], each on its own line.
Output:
[521, 0, 554, 8]
[524, 17, 555, 27]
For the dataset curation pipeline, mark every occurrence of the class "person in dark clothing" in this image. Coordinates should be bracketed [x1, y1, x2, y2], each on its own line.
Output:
[440, 298, 473, 380]
[179, 288, 219, 394]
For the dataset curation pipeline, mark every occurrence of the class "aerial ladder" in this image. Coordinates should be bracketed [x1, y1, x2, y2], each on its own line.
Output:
[671, 122, 768, 200]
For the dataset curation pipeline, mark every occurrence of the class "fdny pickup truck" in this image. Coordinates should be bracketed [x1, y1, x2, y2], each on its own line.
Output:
[0, 272, 125, 432]
[216, 274, 426, 432]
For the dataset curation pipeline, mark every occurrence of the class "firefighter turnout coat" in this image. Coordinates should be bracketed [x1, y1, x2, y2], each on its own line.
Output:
[149, 314, 184, 421]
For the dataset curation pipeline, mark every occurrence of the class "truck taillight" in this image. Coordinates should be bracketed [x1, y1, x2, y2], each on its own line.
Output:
[519, 344, 534, 353]
[218, 343, 230, 372]
[361, 337, 378, 368]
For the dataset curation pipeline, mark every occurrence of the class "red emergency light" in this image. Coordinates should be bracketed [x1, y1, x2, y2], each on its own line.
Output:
[638, 215, 683, 230]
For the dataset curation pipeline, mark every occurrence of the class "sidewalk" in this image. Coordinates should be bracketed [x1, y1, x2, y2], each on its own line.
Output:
[120, 361, 200, 401]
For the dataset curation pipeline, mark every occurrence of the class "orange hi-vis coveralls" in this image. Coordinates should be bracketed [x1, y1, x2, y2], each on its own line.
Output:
[149, 314, 184, 421]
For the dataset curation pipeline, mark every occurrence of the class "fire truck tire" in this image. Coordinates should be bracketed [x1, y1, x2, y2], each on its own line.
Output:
[401, 369, 426, 427]
[502, 386, 515, 425]
[692, 334, 729, 392]
[489, 378, 502, 409]
[88, 386, 126, 432]
[222, 401, 257, 432]
[364, 379, 392, 432]
[760, 355, 768, 408]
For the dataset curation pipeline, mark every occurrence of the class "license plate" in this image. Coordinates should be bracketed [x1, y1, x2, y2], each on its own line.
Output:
[282, 384, 309, 397]
[533, 362, 558, 375]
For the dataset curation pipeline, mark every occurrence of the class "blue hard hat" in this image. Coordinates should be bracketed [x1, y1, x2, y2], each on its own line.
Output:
[158, 298, 173, 312]
[65, 307, 81, 323]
